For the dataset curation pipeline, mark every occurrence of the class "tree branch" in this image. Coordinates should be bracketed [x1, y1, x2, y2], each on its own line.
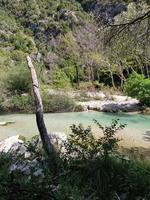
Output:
[109, 10, 150, 27]
[107, 9, 150, 43]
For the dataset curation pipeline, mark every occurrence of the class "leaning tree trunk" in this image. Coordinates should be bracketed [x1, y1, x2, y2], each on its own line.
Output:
[26, 56, 56, 159]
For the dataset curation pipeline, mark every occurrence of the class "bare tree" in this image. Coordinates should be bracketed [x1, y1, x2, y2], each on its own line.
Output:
[26, 56, 56, 161]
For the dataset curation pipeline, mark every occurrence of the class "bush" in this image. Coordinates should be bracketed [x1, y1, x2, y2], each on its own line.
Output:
[143, 107, 150, 114]
[65, 119, 125, 161]
[0, 92, 76, 113]
[1, 95, 34, 112]
[6, 66, 31, 95]
[10, 33, 36, 53]
[124, 73, 150, 106]
[52, 67, 71, 89]
[74, 104, 84, 112]
[10, 95, 34, 112]
[42, 93, 76, 113]
[64, 120, 150, 200]
[0, 120, 150, 200]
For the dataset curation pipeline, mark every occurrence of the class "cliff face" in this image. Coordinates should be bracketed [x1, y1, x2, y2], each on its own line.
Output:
[89, 2, 127, 23]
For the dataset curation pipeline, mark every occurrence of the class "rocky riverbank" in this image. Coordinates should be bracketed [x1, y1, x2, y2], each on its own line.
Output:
[0, 89, 143, 113]
[0, 132, 149, 177]
[47, 89, 141, 113]
[76, 97, 140, 112]
[0, 134, 67, 176]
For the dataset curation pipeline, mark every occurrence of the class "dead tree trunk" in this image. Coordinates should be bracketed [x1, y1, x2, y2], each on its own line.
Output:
[26, 56, 55, 158]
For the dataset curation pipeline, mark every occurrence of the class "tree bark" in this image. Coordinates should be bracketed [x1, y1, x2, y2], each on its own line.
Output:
[26, 56, 55, 158]
[108, 63, 116, 89]
[76, 65, 80, 88]
[145, 63, 149, 78]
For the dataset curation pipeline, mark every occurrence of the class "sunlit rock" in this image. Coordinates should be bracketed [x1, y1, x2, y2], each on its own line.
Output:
[0, 121, 15, 126]
[0, 135, 26, 153]
[77, 95, 140, 112]
[49, 132, 67, 154]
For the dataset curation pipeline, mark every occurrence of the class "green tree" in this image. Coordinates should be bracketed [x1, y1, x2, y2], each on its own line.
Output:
[125, 73, 150, 106]
[52, 67, 71, 89]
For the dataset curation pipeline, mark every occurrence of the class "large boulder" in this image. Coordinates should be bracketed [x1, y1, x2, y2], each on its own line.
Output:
[101, 102, 139, 112]
[0, 135, 26, 154]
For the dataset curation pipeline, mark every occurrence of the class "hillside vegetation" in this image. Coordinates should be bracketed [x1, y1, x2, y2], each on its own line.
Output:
[0, 0, 150, 111]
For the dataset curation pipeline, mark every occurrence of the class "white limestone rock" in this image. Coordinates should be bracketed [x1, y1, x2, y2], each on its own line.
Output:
[49, 132, 67, 153]
[86, 91, 106, 99]
[0, 135, 26, 154]
[77, 95, 140, 112]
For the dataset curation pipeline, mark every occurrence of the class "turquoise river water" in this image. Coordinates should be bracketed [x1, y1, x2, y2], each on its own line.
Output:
[0, 111, 150, 148]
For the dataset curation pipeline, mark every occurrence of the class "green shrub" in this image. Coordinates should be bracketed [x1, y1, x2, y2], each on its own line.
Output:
[0, 92, 76, 113]
[74, 104, 84, 112]
[10, 95, 34, 112]
[42, 93, 76, 113]
[1, 95, 34, 112]
[6, 66, 31, 95]
[10, 50, 26, 62]
[63, 120, 150, 199]
[52, 67, 71, 89]
[10, 33, 36, 53]
[124, 73, 150, 106]
[143, 107, 150, 114]
[65, 119, 125, 161]
[74, 91, 91, 101]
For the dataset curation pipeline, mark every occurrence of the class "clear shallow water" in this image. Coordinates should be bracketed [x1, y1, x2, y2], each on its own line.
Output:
[0, 112, 150, 148]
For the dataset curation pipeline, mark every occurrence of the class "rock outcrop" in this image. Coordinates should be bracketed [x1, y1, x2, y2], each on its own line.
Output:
[0, 135, 26, 153]
[77, 96, 140, 112]
[0, 133, 67, 154]
[86, 1, 127, 23]
[0, 133, 67, 176]
[46, 89, 140, 112]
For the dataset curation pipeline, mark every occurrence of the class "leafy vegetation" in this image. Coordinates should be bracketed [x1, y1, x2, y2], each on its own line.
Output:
[6, 66, 31, 95]
[0, 120, 150, 199]
[0, 0, 149, 106]
[42, 94, 76, 113]
[125, 73, 150, 106]
[0, 1, 149, 199]
[0, 93, 76, 113]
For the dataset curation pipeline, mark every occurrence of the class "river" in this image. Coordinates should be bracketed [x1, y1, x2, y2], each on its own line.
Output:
[0, 111, 150, 148]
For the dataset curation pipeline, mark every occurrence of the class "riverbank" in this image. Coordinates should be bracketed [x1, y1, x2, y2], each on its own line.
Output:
[0, 131, 150, 200]
[48, 89, 141, 113]
[0, 89, 145, 114]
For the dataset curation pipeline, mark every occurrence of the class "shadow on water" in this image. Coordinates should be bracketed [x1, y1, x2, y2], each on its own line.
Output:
[143, 131, 150, 142]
